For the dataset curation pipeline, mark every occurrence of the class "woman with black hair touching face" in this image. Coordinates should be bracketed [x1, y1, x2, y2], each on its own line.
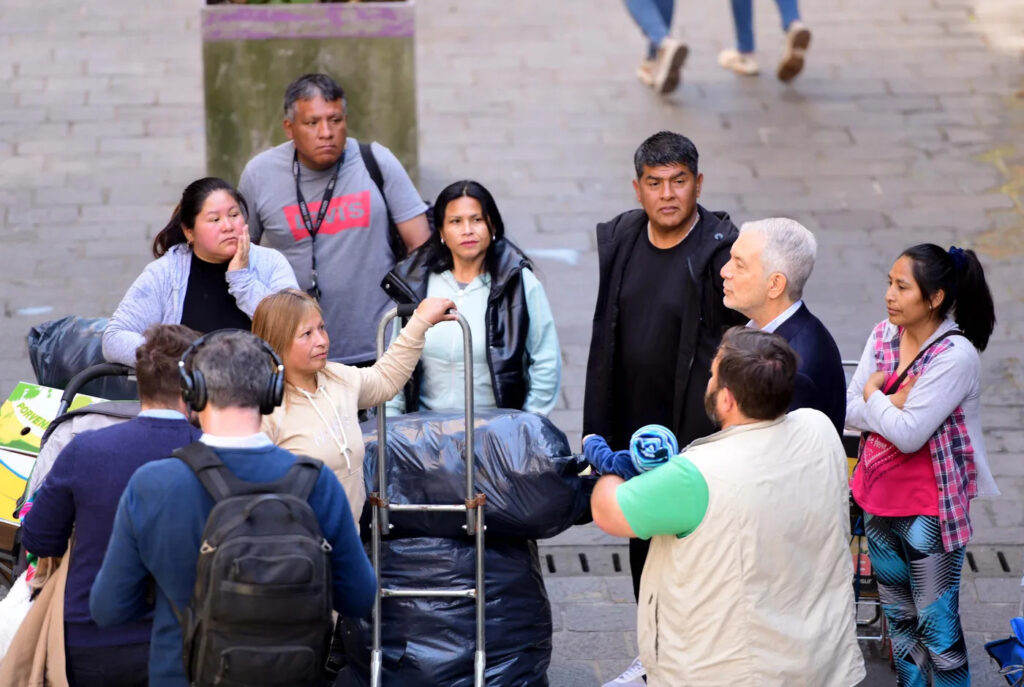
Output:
[846, 243, 997, 687]
[382, 179, 561, 416]
[103, 177, 298, 366]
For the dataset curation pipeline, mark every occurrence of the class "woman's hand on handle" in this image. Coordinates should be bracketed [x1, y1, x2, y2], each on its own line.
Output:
[415, 297, 458, 325]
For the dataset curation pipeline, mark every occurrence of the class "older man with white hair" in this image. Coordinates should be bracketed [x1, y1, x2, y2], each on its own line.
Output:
[720, 217, 846, 432]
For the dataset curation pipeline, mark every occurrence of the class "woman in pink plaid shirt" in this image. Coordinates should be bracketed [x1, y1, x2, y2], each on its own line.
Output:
[846, 243, 997, 687]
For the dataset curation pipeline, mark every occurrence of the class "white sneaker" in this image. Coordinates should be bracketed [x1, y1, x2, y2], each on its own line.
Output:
[651, 38, 688, 94]
[602, 656, 646, 686]
[636, 58, 655, 87]
[718, 49, 760, 76]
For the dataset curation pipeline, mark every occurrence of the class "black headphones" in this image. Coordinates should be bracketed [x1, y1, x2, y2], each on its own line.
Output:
[178, 330, 285, 415]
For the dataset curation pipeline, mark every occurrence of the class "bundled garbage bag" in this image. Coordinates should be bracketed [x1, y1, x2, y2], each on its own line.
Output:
[27, 316, 137, 400]
[362, 409, 588, 540]
[335, 536, 551, 687]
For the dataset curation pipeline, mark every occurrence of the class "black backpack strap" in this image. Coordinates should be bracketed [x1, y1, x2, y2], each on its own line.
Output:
[280, 456, 323, 501]
[359, 141, 406, 261]
[39, 400, 141, 446]
[172, 442, 249, 502]
[360, 141, 386, 202]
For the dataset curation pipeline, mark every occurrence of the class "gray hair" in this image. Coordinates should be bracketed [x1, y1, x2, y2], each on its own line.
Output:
[739, 218, 817, 301]
[283, 73, 346, 120]
[192, 331, 274, 410]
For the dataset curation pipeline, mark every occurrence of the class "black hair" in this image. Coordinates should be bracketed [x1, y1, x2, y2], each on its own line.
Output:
[152, 177, 248, 258]
[900, 243, 996, 351]
[423, 180, 529, 276]
[716, 327, 797, 421]
[284, 74, 346, 119]
[633, 131, 699, 178]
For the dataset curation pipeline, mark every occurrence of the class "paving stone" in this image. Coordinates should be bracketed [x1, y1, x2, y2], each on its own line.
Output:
[541, 577, 609, 604]
[544, 660, 601, 687]
[562, 602, 637, 632]
[551, 630, 636, 661]
[975, 577, 1024, 605]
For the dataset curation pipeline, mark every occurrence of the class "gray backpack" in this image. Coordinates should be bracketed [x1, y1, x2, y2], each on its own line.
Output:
[172, 442, 334, 687]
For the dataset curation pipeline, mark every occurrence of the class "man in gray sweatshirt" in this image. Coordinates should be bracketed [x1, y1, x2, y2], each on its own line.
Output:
[239, 73, 431, 365]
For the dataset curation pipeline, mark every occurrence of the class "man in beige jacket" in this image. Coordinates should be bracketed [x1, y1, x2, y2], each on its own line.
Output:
[591, 327, 864, 686]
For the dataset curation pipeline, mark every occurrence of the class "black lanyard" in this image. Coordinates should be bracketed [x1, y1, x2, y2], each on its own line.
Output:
[293, 149, 343, 300]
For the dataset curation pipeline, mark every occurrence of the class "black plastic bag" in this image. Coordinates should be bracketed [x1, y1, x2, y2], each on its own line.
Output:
[361, 409, 588, 540]
[27, 316, 138, 400]
[335, 536, 551, 687]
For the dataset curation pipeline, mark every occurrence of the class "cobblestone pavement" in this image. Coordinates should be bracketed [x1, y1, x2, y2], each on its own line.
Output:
[2, 1, 1023, 685]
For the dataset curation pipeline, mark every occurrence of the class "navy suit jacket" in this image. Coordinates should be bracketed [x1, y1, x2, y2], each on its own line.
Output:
[773, 303, 846, 433]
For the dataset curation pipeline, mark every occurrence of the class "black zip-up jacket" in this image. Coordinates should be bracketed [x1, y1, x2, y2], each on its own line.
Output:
[583, 205, 746, 448]
[381, 239, 532, 411]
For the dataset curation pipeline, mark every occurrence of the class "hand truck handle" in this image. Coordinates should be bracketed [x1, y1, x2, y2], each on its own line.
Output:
[373, 307, 477, 534]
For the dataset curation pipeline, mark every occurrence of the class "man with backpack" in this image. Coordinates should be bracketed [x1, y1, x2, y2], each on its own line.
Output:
[239, 72, 431, 367]
[90, 330, 375, 687]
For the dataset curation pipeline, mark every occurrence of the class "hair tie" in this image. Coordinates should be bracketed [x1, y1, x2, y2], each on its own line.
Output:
[948, 245, 967, 271]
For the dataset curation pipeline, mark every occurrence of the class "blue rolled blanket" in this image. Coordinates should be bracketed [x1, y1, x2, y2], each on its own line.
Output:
[630, 424, 679, 474]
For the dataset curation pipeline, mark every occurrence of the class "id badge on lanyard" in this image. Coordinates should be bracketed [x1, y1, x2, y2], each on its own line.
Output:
[293, 149, 344, 300]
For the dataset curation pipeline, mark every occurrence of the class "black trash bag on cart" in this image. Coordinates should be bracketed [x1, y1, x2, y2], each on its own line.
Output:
[334, 536, 551, 687]
[27, 316, 138, 400]
[361, 409, 588, 540]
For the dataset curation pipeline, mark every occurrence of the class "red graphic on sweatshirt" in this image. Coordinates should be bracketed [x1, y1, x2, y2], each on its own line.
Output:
[283, 190, 372, 241]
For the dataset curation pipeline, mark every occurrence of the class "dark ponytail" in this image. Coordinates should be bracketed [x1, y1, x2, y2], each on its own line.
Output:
[900, 243, 996, 351]
[151, 177, 247, 258]
[152, 203, 186, 258]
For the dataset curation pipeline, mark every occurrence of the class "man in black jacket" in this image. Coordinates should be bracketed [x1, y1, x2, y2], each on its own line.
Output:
[720, 217, 846, 433]
[583, 131, 745, 687]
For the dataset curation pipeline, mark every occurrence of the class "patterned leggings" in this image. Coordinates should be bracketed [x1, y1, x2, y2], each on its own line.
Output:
[866, 514, 969, 687]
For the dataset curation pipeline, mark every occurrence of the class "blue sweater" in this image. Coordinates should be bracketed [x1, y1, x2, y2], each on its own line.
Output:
[20, 415, 201, 648]
[89, 443, 376, 687]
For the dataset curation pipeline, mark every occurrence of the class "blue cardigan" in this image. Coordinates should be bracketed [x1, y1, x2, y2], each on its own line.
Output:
[20, 415, 202, 648]
[89, 442, 376, 687]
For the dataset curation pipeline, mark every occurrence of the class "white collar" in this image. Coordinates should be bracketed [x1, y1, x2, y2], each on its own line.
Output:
[199, 433, 273, 449]
[137, 409, 188, 420]
[749, 300, 803, 333]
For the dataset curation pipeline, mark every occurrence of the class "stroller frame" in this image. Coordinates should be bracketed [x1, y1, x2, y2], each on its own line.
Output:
[369, 306, 487, 687]
[0, 363, 135, 591]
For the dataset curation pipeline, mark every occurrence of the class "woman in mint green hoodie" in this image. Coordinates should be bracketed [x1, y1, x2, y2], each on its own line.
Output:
[384, 180, 560, 415]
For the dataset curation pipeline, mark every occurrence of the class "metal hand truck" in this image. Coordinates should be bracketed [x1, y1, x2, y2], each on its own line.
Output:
[369, 305, 487, 687]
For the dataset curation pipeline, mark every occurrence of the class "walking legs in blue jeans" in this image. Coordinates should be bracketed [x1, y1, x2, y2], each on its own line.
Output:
[866, 515, 970, 687]
[624, 0, 674, 59]
[622, 0, 686, 94]
[729, 0, 801, 53]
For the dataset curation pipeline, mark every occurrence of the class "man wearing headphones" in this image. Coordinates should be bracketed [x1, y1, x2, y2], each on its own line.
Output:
[89, 330, 375, 687]
[20, 324, 202, 687]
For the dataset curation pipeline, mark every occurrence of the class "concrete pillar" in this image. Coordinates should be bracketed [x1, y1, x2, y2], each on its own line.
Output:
[201, 2, 417, 186]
